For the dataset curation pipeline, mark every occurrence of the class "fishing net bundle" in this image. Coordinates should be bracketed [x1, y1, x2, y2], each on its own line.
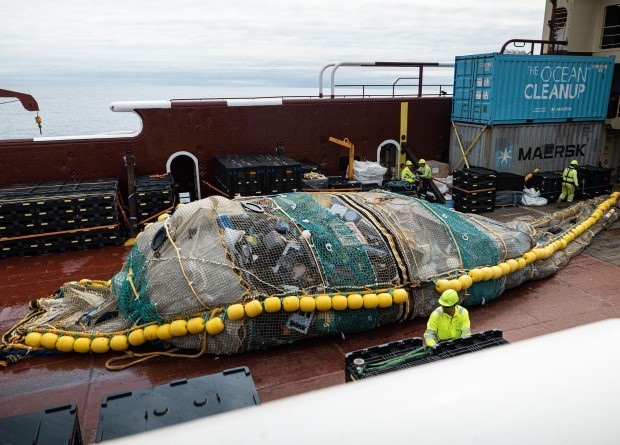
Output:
[1, 191, 618, 368]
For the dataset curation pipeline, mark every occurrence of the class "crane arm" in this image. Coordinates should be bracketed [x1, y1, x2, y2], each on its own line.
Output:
[328, 137, 355, 180]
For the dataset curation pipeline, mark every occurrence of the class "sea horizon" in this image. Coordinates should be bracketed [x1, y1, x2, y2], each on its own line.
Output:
[1, 80, 453, 140]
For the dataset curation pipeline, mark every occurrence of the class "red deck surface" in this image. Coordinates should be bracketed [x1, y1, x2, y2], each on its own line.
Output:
[2, 230, 620, 443]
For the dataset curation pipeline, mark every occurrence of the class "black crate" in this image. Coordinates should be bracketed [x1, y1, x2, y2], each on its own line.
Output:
[279, 156, 302, 192]
[455, 201, 495, 214]
[82, 227, 123, 248]
[214, 156, 265, 197]
[578, 165, 612, 188]
[576, 184, 612, 200]
[301, 178, 329, 189]
[530, 171, 563, 201]
[96, 367, 260, 442]
[453, 177, 497, 190]
[0, 403, 82, 445]
[0, 239, 41, 258]
[345, 330, 507, 381]
[301, 162, 321, 174]
[40, 233, 83, 252]
[135, 175, 173, 191]
[0, 218, 38, 236]
[453, 189, 496, 205]
[327, 176, 361, 189]
[496, 172, 525, 192]
[453, 166, 497, 181]
[454, 195, 495, 206]
[135, 176, 174, 222]
[38, 216, 80, 232]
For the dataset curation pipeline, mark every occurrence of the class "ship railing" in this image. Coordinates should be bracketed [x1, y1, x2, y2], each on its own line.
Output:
[319, 61, 455, 98]
[333, 83, 452, 98]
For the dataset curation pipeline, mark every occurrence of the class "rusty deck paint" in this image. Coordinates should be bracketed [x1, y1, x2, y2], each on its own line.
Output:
[1, 204, 620, 443]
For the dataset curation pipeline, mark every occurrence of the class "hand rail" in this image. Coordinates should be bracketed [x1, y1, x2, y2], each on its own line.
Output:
[319, 61, 452, 99]
[500, 38, 568, 55]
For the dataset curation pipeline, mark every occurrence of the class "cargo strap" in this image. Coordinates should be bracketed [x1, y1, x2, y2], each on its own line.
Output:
[452, 124, 488, 170]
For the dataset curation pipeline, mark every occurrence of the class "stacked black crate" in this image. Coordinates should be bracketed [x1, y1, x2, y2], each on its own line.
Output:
[278, 155, 302, 192]
[255, 154, 302, 194]
[576, 165, 612, 199]
[214, 155, 265, 198]
[452, 166, 497, 213]
[76, 179, 122, 249]
[254, 154, 285, 194]
[529, 172, 563, 202]
[0, 179, 121, 258]
[135, 175, 173, 222]
[0, 194, 40, 257]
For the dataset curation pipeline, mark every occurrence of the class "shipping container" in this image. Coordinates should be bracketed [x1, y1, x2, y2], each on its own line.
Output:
[452, 53, 614, 125]
[449, 122, 603, 176]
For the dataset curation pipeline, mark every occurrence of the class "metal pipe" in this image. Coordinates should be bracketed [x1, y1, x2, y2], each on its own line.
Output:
[330, 62, 376, 99]
[318, 63, 336, 98]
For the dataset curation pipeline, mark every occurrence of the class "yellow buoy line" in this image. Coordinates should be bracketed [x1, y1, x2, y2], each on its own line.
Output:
[17, 193, 619, 355]
[433, 192, 618, 294]
[20, 288, 411, 354]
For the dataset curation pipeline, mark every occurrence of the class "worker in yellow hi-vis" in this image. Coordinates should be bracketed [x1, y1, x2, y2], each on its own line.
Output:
[417, 159, 432, 199]
[424, 289, 471, 347]
[401, 160, 416, 183]
[557, 160, 579, 207]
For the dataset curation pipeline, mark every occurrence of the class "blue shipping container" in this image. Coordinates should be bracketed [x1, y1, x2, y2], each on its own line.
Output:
[452, 53, 615, 125]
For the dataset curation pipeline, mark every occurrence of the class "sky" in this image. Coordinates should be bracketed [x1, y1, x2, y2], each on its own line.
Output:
[1, 0, 547, 87]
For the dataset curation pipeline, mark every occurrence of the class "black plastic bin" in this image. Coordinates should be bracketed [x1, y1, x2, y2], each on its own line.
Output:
[0, 403, 82, 445]
[344, 330, 508, 382]
[96, 367, 260, 442]
[529, 171, 563, 201]
[578, 165, 611, 188]
[496, 172, 525, 192]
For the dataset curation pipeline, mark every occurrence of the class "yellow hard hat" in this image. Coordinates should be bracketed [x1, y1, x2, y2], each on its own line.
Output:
[570, 160, 578, 166]
[419, 159, 426, 164]
[438, 289, 458, 307]
[405, 160, 413, 166]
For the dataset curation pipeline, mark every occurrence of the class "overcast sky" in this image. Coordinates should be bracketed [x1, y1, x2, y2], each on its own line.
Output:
[1, 0, 547, 86]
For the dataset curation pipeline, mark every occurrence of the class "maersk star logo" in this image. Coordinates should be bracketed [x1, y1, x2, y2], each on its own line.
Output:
[496, 146, 513, 167]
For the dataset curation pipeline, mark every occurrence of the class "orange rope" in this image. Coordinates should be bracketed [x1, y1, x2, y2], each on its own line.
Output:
[0, 223, 120, 242]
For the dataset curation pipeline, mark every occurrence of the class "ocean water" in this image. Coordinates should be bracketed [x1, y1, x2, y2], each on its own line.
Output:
[0, 85, 323, 140]
[1, 83, 451, 140]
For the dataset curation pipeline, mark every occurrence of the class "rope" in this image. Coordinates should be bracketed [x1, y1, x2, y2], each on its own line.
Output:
[0, 223, 120, 242]
[164, 220, 208, 310]
[339, 193, 410, 283]
[105, 331, 208, 371]
[0, 99, 20, 105]
[127, 268, 140, 300]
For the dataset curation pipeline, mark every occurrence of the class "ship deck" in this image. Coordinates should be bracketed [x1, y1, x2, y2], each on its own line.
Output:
[1, 201, 620, 443]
